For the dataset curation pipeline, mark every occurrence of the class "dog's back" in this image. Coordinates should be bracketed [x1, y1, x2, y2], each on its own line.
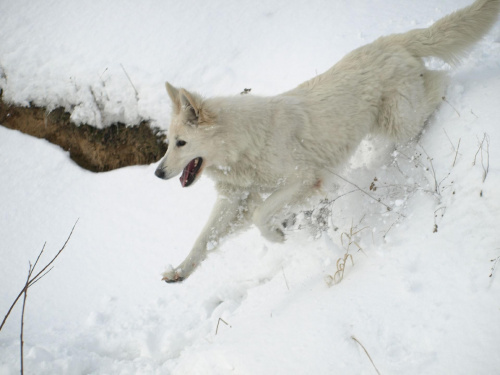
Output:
[285, 0, 499, 145]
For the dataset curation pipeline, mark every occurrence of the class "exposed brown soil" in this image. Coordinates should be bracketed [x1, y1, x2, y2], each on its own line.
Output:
[0, 96, 168, 172]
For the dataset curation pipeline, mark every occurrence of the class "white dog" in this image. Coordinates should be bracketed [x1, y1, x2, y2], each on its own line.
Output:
[155, 0, 499, 282]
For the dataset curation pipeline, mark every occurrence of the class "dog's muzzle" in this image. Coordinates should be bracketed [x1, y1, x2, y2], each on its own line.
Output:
[155, 167, 166, 179]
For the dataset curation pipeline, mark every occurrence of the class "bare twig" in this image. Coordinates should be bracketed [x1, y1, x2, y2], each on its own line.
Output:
[282, 267, 290, 291]
[0, 220, 78, 332]
[326, 169, 394, 213]
[28, 267, 55, 288]
[352, 335, 381, 375]
[120, 63, 139, 100]
[383, 219, 399, 239]
[442, 96, 460, 117]
[443, 129, 455, 152]
[28, 220, 78, 289]
[89, 87, 104, 127]
[419, 144, 438, 194]
[452, 138, 461, 167]
[215, 317, 231, 335]
[473, 133, 490, 182]
[443, 130, 461, 168]
[20, 263, 33, 375]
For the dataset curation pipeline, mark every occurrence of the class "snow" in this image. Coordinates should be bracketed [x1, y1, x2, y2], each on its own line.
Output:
[1, 0, 500, 374]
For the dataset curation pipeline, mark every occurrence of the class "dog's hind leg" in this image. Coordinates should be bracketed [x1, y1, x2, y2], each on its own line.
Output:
[162, 186, 258, 282]
[377, 70, 447, 142]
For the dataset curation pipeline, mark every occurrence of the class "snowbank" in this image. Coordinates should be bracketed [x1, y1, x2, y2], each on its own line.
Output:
[1, 0, 499, 374]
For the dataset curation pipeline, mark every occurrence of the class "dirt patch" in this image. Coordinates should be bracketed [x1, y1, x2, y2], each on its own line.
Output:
[0, 95, 168, 172]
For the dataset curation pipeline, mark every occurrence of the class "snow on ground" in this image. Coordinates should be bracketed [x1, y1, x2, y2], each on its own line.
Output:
[1, 1, 500, 374]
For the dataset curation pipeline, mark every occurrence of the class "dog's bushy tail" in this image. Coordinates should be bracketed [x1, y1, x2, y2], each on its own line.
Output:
[399, 0, 500, 65]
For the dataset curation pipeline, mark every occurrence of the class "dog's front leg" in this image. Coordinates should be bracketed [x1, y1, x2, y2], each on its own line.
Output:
[162, 188, 256, 283]
[253, 178, 316, 242]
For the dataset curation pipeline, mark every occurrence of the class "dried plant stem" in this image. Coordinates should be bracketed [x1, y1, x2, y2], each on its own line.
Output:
[442, 96, 460, 117]
[352, 335, 381, 375]
[282, 267, 290, 291]
[120, 63, 139, 100]
[215, 318, 231, 335]
[327, 223, 367, 286]
[480, 134, 489, 182]
[419, 144, 438, 194]
[452, 138, 461, 167]
[326, 169, 394, 213]
[473, 133, 490, 183]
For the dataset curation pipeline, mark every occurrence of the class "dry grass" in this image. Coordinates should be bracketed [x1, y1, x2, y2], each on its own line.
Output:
[326, 222, 368, 286]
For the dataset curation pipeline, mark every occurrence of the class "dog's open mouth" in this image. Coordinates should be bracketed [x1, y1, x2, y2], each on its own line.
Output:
[180, 157, 203, 187]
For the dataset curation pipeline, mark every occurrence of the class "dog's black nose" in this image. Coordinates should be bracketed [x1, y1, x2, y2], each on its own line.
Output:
[155, 168, 166, 179]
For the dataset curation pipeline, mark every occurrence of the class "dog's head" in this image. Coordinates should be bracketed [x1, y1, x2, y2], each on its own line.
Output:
[155, 82, 218, 187]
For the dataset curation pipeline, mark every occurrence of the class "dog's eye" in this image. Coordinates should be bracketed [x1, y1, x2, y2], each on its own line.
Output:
[176, 140, 187, 147]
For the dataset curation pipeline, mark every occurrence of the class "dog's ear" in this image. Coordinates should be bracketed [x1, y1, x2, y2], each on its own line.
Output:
[179, 88, 215, 126]
[165, 82, 181, 114]
[179, 88, 201, 121]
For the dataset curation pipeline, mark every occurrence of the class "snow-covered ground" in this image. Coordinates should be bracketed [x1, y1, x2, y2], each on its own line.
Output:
[1, 1, 500, 374]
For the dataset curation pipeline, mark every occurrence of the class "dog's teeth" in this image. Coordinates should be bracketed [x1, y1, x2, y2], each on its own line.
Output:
[194, 159, 198, 167]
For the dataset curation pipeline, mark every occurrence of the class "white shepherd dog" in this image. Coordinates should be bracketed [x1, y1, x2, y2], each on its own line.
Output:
[155, 0, 499, 282]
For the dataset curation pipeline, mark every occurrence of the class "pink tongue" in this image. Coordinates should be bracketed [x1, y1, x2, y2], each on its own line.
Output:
[180, 160, 195, 187]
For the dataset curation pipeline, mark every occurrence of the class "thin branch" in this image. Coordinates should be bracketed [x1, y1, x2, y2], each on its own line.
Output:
[442, 129, 455, 152]
[442, 96, 460, 117]
[282, 267, 290, 291]
[27, 220, 78, 289]
[352, 335, 381, 375]
[383, 219, 399, 239]
[452, 138, 461, 167]
[326, 169, 394, 213]
[0, 220, 78, 332]
[472, 133, 490, 183]
[29, 267, 55, 288]
[215, 318, 231, 335]
[120, 63, 139, 100]
[418, 144, 438, 194]
[20, 263, 32, 375]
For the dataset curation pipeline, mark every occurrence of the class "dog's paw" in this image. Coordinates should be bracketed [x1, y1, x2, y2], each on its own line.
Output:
[260, 226, 286, 243]
[282, 213, 297, 229]
[162, 266, 184, 283]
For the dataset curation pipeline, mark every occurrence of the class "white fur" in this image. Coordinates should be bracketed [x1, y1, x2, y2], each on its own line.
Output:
[155, 0, 499, 282]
